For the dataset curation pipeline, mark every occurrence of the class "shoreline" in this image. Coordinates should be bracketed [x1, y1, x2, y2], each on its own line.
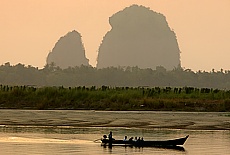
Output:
[1, 86, 230, 112]
[0, 110, 229, 131]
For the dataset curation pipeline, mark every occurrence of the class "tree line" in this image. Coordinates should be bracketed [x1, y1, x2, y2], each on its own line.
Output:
[0, 62, 230, 89]
[0, 84, 230, 111]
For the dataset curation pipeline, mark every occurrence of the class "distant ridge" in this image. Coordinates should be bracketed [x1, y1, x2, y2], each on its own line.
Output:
[97, 5, 181, 70]
[46, 30, 89, 69]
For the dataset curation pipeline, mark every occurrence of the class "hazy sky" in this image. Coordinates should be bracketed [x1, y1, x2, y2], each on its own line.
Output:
[1, 0, 230, 71]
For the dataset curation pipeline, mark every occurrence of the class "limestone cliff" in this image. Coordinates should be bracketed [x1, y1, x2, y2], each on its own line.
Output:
[46, 30, 89, 69]
[97, 5, 181, 70]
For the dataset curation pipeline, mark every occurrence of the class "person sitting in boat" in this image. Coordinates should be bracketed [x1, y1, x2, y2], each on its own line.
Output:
[141, 137, 144, 141]
[123, 135, 128, 141]
[137, 137, 141, 141]
[134, 137, 137, 141]
[103, 135, 107, 139]
[135, 137, 142, 145]
[129, 137, 133, 141]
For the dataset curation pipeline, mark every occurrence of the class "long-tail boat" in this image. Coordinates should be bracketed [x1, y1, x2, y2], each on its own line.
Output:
[101, 135, 189, 147]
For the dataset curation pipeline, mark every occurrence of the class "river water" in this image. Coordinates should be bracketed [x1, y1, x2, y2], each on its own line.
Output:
[0, 110, 229, 155]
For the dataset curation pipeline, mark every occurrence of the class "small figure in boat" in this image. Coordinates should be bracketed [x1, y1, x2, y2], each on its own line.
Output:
[123, 135, 128, 141]
[108, 131, 113, 147]
[103, 135, 107, 140]
[108, 131, 113, 141]
[134, 137, 138, 141]
[129, 137, 133, 141]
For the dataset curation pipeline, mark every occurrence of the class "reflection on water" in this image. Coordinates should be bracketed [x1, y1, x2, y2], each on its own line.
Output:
[0, 110, 229, 154]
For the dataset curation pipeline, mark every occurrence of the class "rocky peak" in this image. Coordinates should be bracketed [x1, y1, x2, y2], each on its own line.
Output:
[97, 5, 181, 70]
[46, 30, 89, 69]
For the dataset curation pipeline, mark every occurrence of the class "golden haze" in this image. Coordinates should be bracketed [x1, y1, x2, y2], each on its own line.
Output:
[0, 0, 230, 71]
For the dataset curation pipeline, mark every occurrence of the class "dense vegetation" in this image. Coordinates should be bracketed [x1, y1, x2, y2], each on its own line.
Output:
[1, 62, 230, 89]
[0, 85, 230, 111]
[1, 63, 230, 111]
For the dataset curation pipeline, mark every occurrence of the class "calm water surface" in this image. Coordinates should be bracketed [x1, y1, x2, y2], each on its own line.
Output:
[0, 110, 229, 155]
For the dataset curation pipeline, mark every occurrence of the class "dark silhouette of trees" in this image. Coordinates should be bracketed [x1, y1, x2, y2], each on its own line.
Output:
[1, 63, 230, 89]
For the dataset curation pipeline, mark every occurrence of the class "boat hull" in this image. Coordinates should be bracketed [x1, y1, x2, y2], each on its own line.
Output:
[101, 135, 189, 147]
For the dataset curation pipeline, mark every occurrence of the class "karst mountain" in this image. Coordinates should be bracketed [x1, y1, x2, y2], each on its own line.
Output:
[96, 5, 181, 70]
[46, 30, 89, 69]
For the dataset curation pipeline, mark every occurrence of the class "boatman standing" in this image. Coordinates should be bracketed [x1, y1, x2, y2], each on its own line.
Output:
[108, 131, 113, 140]
[108, 131, 113, 146]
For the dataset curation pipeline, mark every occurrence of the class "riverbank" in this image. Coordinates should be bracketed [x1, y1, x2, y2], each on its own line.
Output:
[0, 86, 230, 112]
[0, 110, 229, 130]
